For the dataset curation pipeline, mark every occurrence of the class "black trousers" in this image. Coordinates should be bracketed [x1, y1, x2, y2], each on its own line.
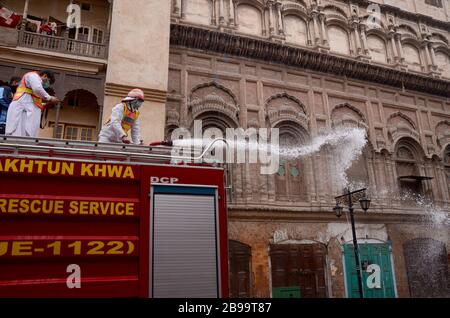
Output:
[0, 123, 5, 135]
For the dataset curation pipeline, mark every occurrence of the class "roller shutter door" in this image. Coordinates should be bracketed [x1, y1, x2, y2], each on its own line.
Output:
[151, 185, 219, 298]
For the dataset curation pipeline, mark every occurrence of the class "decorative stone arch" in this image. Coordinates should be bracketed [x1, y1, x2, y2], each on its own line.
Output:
[234, 0, 266, 33]
[57, 89, 101, 138]
[433, 44, 450, 56]
[188, 82, 240, 128]
[62, 89, 99, 108]
[394, 137, 426, 162]
[281, 2, 308, 20]
[322, 4, 349, 23]
[234, 0, 265, 12]
[192, 111, 239, 133]
[398, 24, 419, 39]
[275, 120, 310, 143]
[365, 29, 390, 63]
[331, 103, 368, 129]
[401, 39, 423, 72]
[430, 32, 449, 45]
[325, 19, 352, 55]
[387, 112, 420, 149]
[189, 81, 239, 106]
[365, 28, 389, 41]
[435, 120, 450, 151]
[265, 93, 309, 131]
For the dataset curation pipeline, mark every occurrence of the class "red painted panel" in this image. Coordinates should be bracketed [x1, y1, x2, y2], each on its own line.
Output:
[0, 157, 228, 298]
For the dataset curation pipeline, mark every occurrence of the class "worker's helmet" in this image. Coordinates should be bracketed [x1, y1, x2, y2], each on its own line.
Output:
[122, 88, 145, 102]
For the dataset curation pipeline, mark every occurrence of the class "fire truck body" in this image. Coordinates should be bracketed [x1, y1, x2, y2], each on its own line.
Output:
[0, 137, 228, 298]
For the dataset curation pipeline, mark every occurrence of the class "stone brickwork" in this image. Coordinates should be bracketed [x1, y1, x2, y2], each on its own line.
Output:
[168, 0, 450, 298]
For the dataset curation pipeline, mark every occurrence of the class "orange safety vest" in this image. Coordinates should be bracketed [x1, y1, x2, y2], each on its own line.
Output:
[121, 103, 139, 134]
[12, 72, 45, 110]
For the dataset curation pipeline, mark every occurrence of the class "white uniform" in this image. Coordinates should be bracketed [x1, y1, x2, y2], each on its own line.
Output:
[5, 73, 51, 138]
[98, 103, 141, 145]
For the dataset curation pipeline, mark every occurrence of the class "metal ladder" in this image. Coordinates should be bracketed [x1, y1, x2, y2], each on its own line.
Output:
[0, 136, 229, 165]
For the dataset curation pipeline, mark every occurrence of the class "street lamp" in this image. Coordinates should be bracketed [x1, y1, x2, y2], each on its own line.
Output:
[334, 188, 371, 299]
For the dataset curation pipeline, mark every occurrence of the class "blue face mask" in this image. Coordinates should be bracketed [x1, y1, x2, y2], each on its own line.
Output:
[129, 99, 143, 112]
[43, 81, 50, 89]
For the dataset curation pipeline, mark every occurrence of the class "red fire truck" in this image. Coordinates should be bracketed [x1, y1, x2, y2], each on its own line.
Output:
[0, 136, 229, 298]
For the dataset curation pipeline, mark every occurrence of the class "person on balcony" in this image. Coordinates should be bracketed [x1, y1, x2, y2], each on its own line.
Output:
[5, 70, 60, 138]
[0, 77, 21, 135]
[98, 89, 144, 145]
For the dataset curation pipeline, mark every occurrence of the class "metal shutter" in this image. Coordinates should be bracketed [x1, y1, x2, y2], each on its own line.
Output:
[151, 186, 219, 298]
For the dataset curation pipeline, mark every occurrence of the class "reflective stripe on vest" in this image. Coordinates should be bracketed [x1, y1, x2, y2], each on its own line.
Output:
[12, 72, 45, 110]
[121, 103, 139, 134]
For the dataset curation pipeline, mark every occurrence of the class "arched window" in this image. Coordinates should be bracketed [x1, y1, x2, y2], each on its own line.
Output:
[183, 0, 212, 25]
[237, 5, 262, 36]
[435, 51, 450, 78]
[367, 34, 388, 63]
[395, 138, 427, 199]
[403, 44, 422, 72]
[284, 15, 308, 46]
[328, 25, 350, 55]
[275, 122, 308, 201]
[47, 89, 100, 141]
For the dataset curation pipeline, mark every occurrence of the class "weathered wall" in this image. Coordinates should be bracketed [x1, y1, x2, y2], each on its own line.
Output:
[104, 0, 171, 143]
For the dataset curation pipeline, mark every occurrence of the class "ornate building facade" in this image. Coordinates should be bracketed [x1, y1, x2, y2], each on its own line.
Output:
[0, 0, 449, 298]
[167, 0, 450, 297]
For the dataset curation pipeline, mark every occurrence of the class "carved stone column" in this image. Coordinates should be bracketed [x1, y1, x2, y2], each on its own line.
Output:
[268, 1, 275, 36]
[367, 158, 378, 197]
[181, 0, 186, 19]
[319, 13, 328, 46]
[305, 157, 316, 202]
[276, 2, 284, 36]
[389, 31, 399, 62]
[352, 22, 362, 55]
[395, 33, 404, 62]
[360, 24, 369, 55]
[219, 0, 225, 25]
[173, 0, 182, 16]
[422, 40, 433, 68]
[311, 11, 320, 45]
[374, 156, 386, 199]
[228, 0, 235, 26]
[429, 43, 437, 69]
[306, 19, 313, 46]
[211, 0, 217, 25]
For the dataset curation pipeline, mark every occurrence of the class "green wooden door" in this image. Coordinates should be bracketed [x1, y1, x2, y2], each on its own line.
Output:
[344, 243, 396, 298]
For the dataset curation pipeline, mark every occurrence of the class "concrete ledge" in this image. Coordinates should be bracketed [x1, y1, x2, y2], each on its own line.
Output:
[0, 46, 107, 74]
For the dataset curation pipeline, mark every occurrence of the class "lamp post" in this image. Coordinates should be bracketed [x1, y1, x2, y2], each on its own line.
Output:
[334, 188, 371, 299]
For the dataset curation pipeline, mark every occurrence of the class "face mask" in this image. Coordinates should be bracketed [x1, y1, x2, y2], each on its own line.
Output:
[43, 81, 50, 89]
[129, 99, 143, 112]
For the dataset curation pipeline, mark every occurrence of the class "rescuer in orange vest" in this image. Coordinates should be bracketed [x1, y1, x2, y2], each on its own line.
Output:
[98, 89, 144, 145]
[5, 70, 60, 137]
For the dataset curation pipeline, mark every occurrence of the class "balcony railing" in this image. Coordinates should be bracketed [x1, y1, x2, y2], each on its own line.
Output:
[18, 30, 108, 59]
